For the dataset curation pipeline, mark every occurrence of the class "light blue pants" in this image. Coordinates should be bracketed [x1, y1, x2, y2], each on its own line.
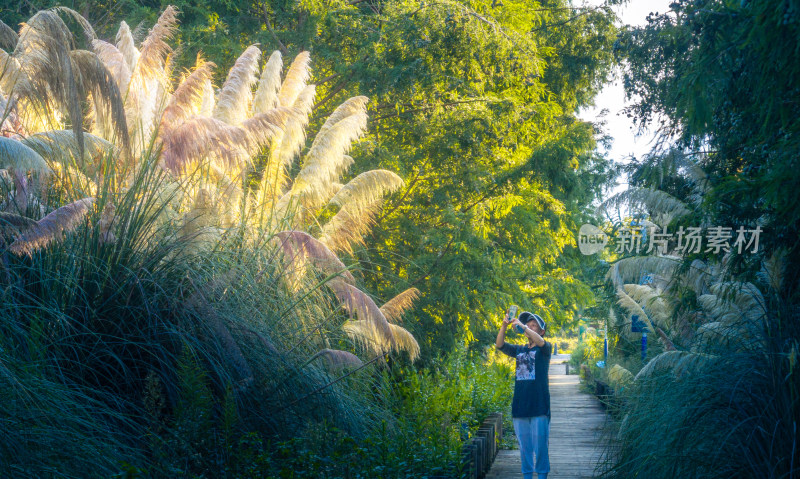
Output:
[513, 416, 550, 479]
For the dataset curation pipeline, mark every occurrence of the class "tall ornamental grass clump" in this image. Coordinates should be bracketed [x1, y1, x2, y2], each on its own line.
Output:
[597, 153, 798, 478]
[603, 344, 796, 478]
[0, 6, 422, 476]
[600, 257, 797, 479]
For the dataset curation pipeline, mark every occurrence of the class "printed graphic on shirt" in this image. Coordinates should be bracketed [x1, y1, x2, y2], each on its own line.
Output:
[515, 349, 536, 381]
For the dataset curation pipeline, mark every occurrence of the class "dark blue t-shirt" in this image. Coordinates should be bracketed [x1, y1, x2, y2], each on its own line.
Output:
[498, 340, 551, 418]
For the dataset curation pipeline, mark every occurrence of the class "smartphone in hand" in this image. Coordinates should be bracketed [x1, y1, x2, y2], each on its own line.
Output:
[507, 305, 518, 322]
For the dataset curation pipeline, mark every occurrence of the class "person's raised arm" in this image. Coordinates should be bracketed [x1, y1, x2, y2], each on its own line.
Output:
[510, 318, 545, 347]
[495, 310, 513, 349]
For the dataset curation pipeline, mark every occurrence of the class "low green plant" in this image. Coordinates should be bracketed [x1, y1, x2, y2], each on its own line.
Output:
[547, 335, 579, 354]
[569, 331, 606, 370]
[161, 344, 515, 478]
[386, 345, 514, 475]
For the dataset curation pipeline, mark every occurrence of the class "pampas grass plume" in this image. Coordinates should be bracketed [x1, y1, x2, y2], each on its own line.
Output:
[277, 51, 310, 108]
[253, 50, 282, 114]
[9, 197, 94, 255]
[213, 45, 260, 126]
[0, 137, 53, 174]
[311, 348, 363, 370]
[380, 288, 420, 323]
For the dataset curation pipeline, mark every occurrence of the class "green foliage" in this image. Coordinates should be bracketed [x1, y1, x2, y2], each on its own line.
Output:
[229, 344, 513, 478]
[0, 0, 259, 78]
[619, 0, 800, 277]
[392, 344, 513, 438]
[308, 0, 620, 357]
[547, 334, 578, 354]
[17, 0, 620, 360]
[598, 1, 800, 476]
[130, 344, 514, 478]
[0, 356, 142, 477]
[569, 330, 605, 368]
[0, 1, 623, 475]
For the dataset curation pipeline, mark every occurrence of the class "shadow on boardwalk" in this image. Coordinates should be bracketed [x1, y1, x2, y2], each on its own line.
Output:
[486, 354, 608, 479]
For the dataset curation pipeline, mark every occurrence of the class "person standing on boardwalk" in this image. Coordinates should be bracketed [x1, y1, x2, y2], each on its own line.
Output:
[495, 309, 552, 479]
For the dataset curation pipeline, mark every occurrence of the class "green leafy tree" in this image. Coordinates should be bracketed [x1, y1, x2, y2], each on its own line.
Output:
[618, 0, 800, 276]
[263, 0, 619, 357]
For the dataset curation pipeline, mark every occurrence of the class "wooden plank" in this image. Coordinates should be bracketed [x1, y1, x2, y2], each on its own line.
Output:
[485, 354, 608, 478]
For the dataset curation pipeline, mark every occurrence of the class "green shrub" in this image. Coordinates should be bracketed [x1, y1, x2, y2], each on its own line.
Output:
[570, 331, 607, 369]
[548, 335, 579, 354]
[183, 344, 516, 478]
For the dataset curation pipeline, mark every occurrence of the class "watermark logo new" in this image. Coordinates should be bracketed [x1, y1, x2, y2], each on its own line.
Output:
[578, 224, 607, 255]
[576, 223, 762, 256]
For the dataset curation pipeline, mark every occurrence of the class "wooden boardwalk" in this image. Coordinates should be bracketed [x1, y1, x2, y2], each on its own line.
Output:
[485, 354, 607, 479]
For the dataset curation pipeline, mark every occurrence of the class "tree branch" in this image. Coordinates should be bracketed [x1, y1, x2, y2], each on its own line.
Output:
[316, 72, 341, 85]
[371, 98, 495, 121]
[377, 166, 425, 223]
[313, 74, 355, 112]
[263, 4, 288, 55]
[409, 234, 457, 288]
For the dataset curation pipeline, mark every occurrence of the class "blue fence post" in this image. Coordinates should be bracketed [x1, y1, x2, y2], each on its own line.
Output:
[641, 332, 648, 361]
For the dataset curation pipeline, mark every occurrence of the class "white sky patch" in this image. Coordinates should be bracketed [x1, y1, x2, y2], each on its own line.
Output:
[577, 0, 675, 203]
